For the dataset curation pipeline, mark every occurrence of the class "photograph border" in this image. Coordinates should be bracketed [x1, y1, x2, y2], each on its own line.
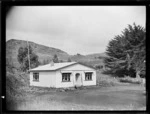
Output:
[1, 0, 149, 113]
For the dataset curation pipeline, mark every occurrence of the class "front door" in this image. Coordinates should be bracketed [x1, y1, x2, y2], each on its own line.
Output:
[75, 73, 82, 87]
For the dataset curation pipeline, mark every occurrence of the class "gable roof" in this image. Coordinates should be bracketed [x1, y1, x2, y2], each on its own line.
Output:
[29, 62, 95, 72]
[29, 62, 77, 72]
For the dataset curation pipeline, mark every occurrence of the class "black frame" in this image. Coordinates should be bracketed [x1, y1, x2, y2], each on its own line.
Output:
[2, 0, 148, 113]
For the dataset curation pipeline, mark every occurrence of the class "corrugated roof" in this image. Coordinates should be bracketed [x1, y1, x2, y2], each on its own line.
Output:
[29, 62, 77, 72]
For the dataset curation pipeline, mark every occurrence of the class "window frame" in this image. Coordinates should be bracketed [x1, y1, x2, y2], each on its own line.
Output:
[62, 73, 71, 82]
[33, 72, 39, 82]
[85, 72, 93, 81]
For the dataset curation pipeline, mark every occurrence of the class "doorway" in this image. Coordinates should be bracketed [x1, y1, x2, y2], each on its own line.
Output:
[75, 73, 82, 87]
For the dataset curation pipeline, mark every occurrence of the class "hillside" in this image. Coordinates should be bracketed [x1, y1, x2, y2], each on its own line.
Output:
[86, 52, 108, 59]
[6, 39, 70, 68]
[6, 39, 107, 68]
[70, 53, 105, 67]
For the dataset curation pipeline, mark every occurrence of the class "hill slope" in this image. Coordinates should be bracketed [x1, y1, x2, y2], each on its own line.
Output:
[6, 39, 107, 68]
[6, 39, 70, 68]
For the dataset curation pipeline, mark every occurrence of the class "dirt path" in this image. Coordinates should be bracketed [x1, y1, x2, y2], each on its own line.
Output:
[14, 84, 146, 110]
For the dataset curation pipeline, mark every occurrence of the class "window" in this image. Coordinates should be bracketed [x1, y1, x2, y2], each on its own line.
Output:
[85, 72, 93, 81]
[62, 73, 71, 82]
[33, 73, 39, 81]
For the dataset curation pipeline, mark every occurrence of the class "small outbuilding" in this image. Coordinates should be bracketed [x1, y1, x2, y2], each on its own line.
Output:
[29, 62, 96, 88]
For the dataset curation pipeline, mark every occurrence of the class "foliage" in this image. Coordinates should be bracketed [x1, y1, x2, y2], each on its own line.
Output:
[67, 58, 72, 62]
[41, 59, 50, 65]
[17, 45, 39, 72]
[119, 76, 142, 84]
[52, 54, 59, 63]
[77, 53, 81, 56]
[6, 66, 30, 110]
[6, 58, 16, 73]
[59, 60, 64, 63]
[105, 23, 145, 78]
[96, 71, 121, 87]
[95, 65, 103, 70]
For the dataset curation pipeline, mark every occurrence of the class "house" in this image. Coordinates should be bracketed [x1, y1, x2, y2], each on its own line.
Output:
[29, 62, 96, 88]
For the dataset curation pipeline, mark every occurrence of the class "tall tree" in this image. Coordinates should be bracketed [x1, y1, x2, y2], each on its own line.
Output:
[105, 23, 145, 78]
[17, 46, 39, 72]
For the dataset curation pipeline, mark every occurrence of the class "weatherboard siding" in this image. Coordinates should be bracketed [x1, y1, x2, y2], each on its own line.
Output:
[30, 71, 56, 87]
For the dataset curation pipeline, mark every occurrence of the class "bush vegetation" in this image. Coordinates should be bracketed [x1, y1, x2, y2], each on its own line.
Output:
[17, 45, 39, 72]
[119, 76, 145, 85]
[96, 71, 121, 87]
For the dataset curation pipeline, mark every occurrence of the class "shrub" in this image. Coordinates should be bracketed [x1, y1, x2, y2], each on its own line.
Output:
[119, 76, 142, 84]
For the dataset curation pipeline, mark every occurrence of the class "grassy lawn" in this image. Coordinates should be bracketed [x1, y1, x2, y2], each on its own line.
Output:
[6, 70, 146, 110]
[8, 84, 145, 110]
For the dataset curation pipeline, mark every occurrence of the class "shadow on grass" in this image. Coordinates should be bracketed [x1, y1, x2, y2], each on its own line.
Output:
[6, 100, 17, 110]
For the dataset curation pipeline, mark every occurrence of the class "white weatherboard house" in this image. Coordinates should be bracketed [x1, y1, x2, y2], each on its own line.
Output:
[29, 62, 96, 88]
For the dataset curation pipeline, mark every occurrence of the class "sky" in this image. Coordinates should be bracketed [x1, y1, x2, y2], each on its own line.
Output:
[6, 6, 146, 55]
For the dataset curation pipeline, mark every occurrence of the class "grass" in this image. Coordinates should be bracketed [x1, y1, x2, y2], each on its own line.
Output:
[10, 85, 146, 110]
[97, 70, 145, 86]
[16, 100, 146, 110]
[96, 70, 124, 87]
[118, 76, 145, 85]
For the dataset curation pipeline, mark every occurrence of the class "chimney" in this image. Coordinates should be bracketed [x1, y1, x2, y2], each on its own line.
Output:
[50, 60, 54, 66]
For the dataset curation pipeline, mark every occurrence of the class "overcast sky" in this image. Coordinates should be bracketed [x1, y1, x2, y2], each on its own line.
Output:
[6, 6, 145, 55]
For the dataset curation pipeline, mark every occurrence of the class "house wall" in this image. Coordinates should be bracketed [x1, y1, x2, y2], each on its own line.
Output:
[30, 71, 56, 87]
[55, 70, 74, 88]
[82, 71, 96, 86]
[55, 64, 96, 88]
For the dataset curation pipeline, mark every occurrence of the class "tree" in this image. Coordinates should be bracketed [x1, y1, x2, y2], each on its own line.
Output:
[53, 54, 59, 63]
[41, 59, 50, 65]
[67, 58, 72, 62]
[104, 23, 145, 78]
[17, 46, 39, 72]
[77, 53, 81, 56]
